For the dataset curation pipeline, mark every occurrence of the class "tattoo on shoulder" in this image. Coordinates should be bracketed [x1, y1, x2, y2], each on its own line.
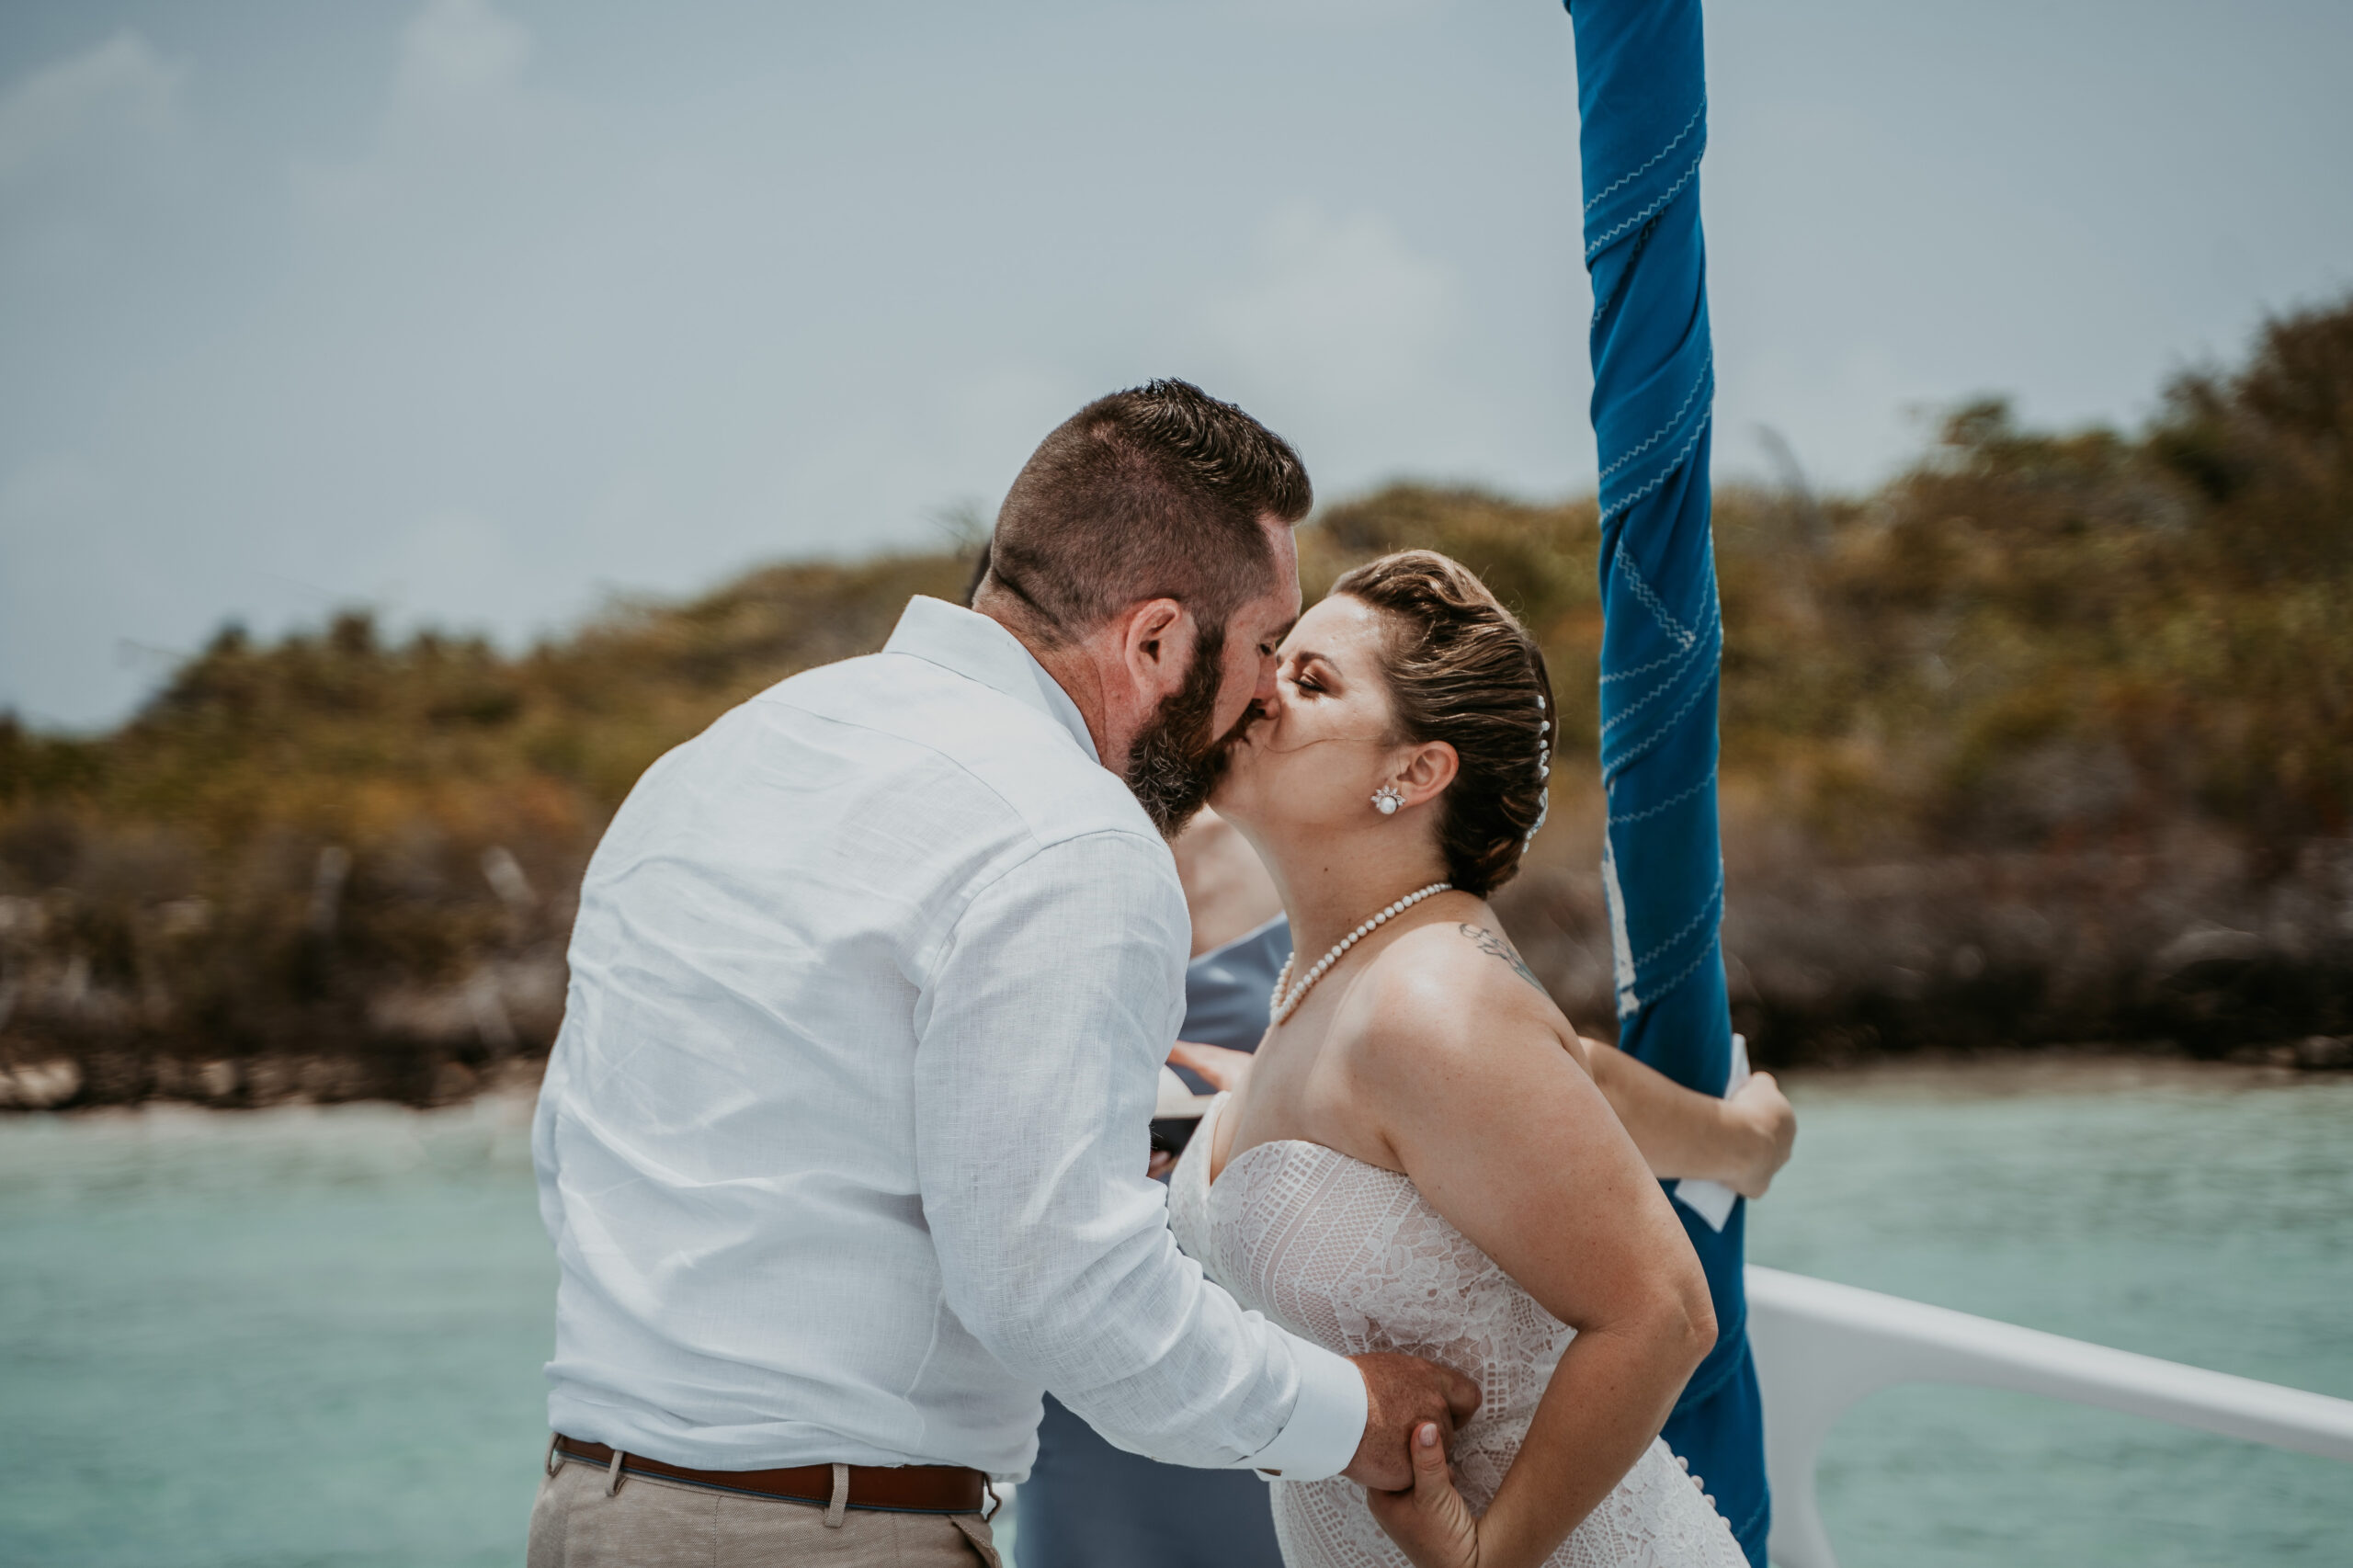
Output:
[1458, 923, 1547, 996]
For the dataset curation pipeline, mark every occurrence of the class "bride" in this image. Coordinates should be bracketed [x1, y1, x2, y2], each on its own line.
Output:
[1168, 550, 1748, 1568]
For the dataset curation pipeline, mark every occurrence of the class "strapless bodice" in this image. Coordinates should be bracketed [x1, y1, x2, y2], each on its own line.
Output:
[1167, 1096, 1745, 1568]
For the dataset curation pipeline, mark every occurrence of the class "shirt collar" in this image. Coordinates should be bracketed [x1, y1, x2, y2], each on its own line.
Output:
[883, 597, 1100, 764]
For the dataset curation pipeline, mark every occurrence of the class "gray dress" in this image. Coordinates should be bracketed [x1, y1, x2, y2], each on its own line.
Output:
[1017, 916, 1293, 1568]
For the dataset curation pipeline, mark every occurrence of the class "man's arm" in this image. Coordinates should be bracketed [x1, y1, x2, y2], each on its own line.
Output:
[1583, 1037, 1796, 1199]
[912, 831, 1469, 1484]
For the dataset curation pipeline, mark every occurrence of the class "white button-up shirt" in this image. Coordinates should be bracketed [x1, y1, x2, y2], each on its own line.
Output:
[533, 596, 1366, 1481]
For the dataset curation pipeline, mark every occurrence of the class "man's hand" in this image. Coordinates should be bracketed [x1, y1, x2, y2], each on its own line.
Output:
[1340, 1353, 1483, 1491]
[1167, 1040, 1255, 1093]
[1722, 1070, 1795, 1199]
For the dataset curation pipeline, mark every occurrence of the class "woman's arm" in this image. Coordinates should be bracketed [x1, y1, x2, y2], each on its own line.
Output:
[1167, 1039, 1255, 1091]
[1345, 927, 1716, 1568]
[1585, 1038, 1796, 1199]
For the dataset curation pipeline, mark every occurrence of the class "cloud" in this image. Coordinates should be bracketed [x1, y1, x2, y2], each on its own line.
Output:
[392, 0, 534, 114]
[1199, 206, 1458, 413]
[1187, 204, 1533, 495]
[290, 0, 560, 255]
[0, 29, 182, 183]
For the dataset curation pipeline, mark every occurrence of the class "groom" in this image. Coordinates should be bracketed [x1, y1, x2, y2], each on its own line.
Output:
[528, 380, 1480, 1564]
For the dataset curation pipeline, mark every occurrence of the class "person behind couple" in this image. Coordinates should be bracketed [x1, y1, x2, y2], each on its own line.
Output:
[528, 380, 1479, 1566]
[1168, 551, 1750, 1566]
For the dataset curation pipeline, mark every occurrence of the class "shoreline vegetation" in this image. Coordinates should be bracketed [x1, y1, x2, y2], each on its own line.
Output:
[3, 302, 2349, 1111]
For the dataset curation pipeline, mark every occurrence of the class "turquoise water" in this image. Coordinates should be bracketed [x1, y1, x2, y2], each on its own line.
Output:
[0, 1065, 2345, 1566]
[1745, 1062, 2353, 1566]
[0, 1099, 550, 1568]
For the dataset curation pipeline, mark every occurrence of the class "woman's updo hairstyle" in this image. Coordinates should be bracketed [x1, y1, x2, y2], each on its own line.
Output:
[1331, 550, 1555, 897]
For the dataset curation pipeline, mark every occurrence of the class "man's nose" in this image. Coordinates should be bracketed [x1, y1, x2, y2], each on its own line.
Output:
[1254, 653, 1281, 708]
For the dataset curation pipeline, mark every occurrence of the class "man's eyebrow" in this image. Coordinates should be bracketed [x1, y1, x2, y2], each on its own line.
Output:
[1261, 618, 1298, 646]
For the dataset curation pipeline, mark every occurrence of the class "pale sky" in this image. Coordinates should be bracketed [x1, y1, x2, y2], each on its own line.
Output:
[5, 0, 2347, 729]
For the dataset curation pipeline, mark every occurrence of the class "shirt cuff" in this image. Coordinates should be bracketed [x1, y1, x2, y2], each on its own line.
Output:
[1235, 1340, 1366, 1482]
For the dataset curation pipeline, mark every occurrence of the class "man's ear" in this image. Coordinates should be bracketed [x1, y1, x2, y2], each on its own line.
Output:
[1393, 741, 1459, 809]
[1120, 597, 1195, 701]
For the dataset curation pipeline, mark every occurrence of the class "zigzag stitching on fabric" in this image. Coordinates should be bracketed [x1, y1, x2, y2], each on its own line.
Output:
[1597, 582, 1720, 687]
[1598, 649, 1678, 686]
[1602, 669, 1712, 782]
[1600, 655, 1716, 786]
[1607, 774, 1711, 827]
[1585, 150, 1702, 264]
[1597, 628, 1714, 737]
[1613, 548, 1699, 649]
[1629, 871, 1723, 971]
[1583, 101, 1707, 215]
[1599, 576, 1732, 687]
[1596, 591, 1719, 733]
[1599, 358, 1712, 483]
[1602, 410, 1713, 527]
[1620, 929, 1722, 1019]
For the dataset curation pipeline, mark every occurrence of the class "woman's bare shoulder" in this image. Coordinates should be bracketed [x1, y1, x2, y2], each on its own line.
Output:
[1333, 916, 1575, 1089]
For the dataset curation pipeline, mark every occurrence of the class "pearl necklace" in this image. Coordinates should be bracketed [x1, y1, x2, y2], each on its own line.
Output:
[1269, 882, 1452, 1025]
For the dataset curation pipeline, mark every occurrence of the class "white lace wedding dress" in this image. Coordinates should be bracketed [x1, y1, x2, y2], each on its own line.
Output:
[1168, 1095, 1745, 1568]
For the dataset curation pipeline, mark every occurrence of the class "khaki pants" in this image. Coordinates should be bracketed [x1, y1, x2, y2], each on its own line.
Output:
[529, 1451, 1002, 1568]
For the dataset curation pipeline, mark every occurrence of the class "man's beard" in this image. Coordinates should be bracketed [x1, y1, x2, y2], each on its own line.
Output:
[1122, 628, 1254, 840]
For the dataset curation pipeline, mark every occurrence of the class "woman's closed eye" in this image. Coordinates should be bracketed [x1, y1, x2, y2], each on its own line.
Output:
[1283, 652, 1336, 696]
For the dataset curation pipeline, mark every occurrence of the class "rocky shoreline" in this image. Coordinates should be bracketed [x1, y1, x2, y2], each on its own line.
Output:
[6, 849, 2351, 1114]
[3, 1033, 2347, 1118]
[6, 830, 2352, 1112]
[1499, 827, 2353, 1068]
[0, 1050, 551, 1113]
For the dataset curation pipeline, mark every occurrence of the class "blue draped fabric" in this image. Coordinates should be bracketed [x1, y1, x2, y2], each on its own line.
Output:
[1565, 1, 1768, 1559]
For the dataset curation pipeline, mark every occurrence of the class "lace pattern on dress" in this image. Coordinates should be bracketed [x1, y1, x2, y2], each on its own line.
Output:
[1167, 1096, 1745, 1568]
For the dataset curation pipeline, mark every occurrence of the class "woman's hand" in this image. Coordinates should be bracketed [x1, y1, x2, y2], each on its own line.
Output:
[1366, 1421, 1483, 1568]
[1167, 1040, 1255, 1093]
[1580, 1037, 1797, 1198]
[1722, 1070, 1795, 1199]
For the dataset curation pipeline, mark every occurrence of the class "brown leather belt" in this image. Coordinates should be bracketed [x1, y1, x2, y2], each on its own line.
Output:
[551, 1435, 990, 1515]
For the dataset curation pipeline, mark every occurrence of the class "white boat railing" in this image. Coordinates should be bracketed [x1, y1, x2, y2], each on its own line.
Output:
[1745, 1265, 2353, 1568]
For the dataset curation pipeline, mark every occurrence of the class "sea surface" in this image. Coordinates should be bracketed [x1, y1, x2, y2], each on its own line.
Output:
[0, 1062, 2346, 1567]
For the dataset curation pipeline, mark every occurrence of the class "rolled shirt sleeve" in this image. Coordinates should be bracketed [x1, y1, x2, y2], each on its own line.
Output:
[913, 829, 1366, 1480]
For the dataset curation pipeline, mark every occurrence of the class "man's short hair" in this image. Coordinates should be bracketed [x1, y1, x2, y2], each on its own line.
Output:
[980, 380, 1312, 644]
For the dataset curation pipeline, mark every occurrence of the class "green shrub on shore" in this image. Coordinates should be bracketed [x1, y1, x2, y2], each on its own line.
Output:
[1, 301, 2347, 1102]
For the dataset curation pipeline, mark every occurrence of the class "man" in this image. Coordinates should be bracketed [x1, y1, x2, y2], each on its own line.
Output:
[529, 381, 1479, 1565]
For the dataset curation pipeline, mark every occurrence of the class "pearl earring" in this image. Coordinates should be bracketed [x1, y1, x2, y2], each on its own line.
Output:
[1371, 785, 1404, 816]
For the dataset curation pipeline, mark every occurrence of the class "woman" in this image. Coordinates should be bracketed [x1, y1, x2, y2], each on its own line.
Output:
[1027, 814, 1790, 1567]
[1170, 551, 1748, 1568]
